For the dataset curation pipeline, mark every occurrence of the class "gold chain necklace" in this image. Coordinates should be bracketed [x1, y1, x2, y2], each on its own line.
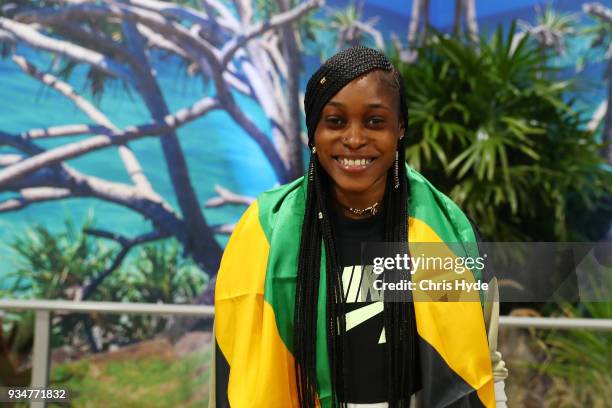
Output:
[344, 201, 381, 217]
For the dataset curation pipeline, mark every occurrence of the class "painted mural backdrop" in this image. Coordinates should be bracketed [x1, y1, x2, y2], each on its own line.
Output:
[0, 0, 610, 406]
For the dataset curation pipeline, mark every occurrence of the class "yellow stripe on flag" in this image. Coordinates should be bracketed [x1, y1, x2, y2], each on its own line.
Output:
[215, 201, 299, 407]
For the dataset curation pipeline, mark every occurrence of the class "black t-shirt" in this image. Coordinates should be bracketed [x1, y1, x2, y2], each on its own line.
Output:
[331, 209, 420, 404]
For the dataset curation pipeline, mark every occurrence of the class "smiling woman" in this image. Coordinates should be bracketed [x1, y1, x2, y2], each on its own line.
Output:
[210, 46, 507, 408]
[314, 70, 404, 213]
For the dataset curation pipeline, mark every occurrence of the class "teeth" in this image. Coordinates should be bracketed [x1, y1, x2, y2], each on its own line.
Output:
[338, 158, 371, 167]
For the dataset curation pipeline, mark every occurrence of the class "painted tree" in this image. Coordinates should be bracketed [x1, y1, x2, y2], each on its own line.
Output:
[514, 2, 611, 165]
[401, 0, 429, 63]
[406, 0, 428, 48]
[401, 0, 478, 63]
[329, 0, 383, 51]
[0, 0, 322, 303]
[515, 4, 577, 55]
[452, 0, 478, 42]
[583, 2, 612, 165]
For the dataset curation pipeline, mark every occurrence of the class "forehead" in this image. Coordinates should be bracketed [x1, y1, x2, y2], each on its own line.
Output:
[325, 70, 398, 106]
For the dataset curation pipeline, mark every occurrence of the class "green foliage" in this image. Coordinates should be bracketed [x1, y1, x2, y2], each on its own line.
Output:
[3, 217, 207, 351]
[329, 1, 362, 28]
[0, 312, 32, 387]
[50, 346, 211, 407]
[96, 242, 208, 343]
[108, 244, 207, 305]
[252, 0, 324, 59]
[393, 22, 612, 241]
[538, 298, 612, 406]
[6, 217, 114, 298]
[542, 333, 611, 405]
[535, 4, 578, 34]
[0, 1, 129, 100]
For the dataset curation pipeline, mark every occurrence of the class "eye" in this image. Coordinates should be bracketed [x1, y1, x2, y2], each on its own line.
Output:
[367, 116, 386, 127]
[325, 116, 345, 127]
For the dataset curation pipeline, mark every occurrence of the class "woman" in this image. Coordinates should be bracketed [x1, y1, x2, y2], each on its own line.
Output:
[210, 46, 507, 408]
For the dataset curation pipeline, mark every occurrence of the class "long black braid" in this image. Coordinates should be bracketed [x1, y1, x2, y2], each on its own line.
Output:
[295, 46, 417, 408]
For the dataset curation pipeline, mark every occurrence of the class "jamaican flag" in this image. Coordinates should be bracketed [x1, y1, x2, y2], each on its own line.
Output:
[210, 165, 495, 407]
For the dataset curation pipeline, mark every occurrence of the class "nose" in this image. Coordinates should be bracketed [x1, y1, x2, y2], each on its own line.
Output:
[342, 122, 367, 149]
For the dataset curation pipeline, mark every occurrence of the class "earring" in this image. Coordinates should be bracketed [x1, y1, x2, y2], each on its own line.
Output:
[394, 151, 399, 190]
[308, 160, 314, 181]
[311, 146, 317, 154]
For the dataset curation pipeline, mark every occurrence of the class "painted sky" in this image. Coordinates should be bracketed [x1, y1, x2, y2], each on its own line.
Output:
[365, 0, 546, 24]
[353, 0, 612, 28]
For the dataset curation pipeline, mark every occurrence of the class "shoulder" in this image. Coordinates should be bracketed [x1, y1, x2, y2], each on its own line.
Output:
[405, 164, 476, 244]
[406, 165, 463, 218]
[257, 175, 306, 212]
[252, 175, 307, 240]
[406, 165, 488, 297]
[216, 176, 306, 299]
[232, 175, 307, 242]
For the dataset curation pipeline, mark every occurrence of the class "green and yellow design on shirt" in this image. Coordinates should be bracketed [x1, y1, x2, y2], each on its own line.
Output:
[211, 165, 495, 408]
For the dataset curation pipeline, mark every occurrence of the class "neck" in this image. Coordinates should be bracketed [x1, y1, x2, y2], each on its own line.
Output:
[332, 175, 387, 219]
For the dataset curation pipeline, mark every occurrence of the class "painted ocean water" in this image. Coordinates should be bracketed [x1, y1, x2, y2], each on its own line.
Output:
[0, 47, 280, 283]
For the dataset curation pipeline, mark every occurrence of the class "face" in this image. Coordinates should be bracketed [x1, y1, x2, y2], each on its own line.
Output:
[314, 70, 405, 204]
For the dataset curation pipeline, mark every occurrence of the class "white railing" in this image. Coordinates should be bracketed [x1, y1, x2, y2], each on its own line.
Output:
[0, 299, 610, 408]
[0, 299, 214, 316]
[0, 299, 213, 408]
[499, 315, 612, 330]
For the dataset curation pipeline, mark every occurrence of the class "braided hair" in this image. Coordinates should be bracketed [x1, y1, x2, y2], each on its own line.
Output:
[294, 46, 418, 408]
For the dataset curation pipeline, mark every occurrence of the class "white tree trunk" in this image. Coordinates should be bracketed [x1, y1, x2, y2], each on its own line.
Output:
[407, 0, 424, 48]
[453, 0, 462, 36]
[464, 0, 479, 41]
